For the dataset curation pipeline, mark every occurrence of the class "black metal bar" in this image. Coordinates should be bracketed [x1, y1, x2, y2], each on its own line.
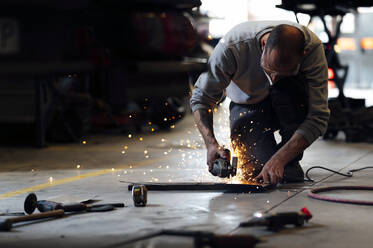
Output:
[124, 182, 272, 193]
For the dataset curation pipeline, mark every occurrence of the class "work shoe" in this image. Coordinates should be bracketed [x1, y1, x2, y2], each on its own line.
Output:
[282, 162, 304, 183]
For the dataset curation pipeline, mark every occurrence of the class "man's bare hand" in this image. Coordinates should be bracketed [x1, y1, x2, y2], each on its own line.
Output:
[255, 132, 309, 185]
[207, 144, 229, 171]
[255, 158, 286, 185]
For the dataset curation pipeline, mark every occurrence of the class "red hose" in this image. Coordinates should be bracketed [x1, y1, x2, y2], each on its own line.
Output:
[308, 186, 373, 205]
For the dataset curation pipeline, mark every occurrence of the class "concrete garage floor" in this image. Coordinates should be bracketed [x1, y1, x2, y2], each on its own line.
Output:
[0, 104, 373, 248]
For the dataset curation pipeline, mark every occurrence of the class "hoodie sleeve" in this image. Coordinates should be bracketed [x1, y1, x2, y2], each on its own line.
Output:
[190, 40, 237, 112]
[296, 42, 330, 144]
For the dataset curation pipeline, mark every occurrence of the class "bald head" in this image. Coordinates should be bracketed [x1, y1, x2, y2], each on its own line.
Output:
[261, 24, 305, 83]
[266, 25, 305, 54]
[264, 24, 305, 68]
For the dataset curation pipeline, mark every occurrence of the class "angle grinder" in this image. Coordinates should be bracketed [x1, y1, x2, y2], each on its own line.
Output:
[210, 149, 238, 178]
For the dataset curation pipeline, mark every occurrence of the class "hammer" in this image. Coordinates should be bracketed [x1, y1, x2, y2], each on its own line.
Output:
[24, 193, 125, 214]
[0, 209, 64, 231]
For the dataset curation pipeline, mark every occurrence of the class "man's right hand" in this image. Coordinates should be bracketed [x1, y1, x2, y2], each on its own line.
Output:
[207, 144, 230, 171]
[192, 109, 228, 171]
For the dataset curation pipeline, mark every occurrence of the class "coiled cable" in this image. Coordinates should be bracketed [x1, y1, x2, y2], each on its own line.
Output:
[306, 166, 373, 205]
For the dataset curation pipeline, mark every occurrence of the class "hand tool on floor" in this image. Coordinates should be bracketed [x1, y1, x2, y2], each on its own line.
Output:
[210, 149, 238, 178]
[239, 207, 312, 231]
[24, 193, 125, 214]
[132, 184, 147, 207]
[0, 209, 64, 231]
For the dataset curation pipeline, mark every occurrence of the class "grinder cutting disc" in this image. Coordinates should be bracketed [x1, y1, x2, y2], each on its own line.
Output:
[24, 193, 37, 214]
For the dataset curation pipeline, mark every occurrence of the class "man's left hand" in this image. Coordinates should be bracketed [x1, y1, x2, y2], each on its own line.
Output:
[255, 158, 286, 185]
[255, 133, 309, 185]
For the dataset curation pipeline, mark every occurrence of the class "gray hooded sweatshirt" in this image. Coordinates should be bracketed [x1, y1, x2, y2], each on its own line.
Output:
[190, 20, 330, 144]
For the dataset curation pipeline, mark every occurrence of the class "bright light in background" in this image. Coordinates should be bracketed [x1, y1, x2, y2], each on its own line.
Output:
[341, 13, 355, 33]
[200, 0, 249, 37]
[247, 0, 294, 21]
[361, 37, 373, 50]
[200, 0, 308, 37]
[358, 7, 373, 13]
[337, 37, 356, 51]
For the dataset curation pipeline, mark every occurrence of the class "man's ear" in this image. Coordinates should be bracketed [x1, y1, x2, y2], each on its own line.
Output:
[261, 40, 266, 51]
[260, 33, 270, 51]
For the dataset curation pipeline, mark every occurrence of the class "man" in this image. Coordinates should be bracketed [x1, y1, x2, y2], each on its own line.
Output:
[190, 21, 330, 185]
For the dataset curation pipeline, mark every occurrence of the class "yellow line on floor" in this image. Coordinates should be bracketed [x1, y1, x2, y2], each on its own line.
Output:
[0, 169, 113, 200]
[0, 154, 177, 200]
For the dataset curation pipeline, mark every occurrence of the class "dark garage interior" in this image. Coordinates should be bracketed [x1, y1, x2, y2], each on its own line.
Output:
[1, 0, 373, 247]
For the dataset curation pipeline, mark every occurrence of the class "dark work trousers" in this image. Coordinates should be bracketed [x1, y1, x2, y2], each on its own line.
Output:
[229, 76, 308, 179]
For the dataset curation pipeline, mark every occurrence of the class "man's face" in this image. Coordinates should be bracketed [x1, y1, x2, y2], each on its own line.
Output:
[260, 48, 300, 84]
